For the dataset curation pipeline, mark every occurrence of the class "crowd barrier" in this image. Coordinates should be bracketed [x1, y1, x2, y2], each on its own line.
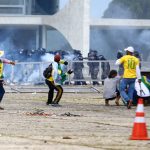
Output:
[4, 61, 150, 85]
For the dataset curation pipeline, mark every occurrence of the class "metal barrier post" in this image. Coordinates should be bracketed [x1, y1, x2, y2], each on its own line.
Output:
[68, 61, 72, 85]
[99, 61, 102, 83]
[11, 65, 14, 82]
[39, 63, 42, 82]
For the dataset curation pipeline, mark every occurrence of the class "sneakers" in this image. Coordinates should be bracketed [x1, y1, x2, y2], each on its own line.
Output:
[51, 102, 61, 107]
[46, 101, 61, 107]
[51, 104, 61, 107]
[127, 100, 132, 109]
[46, 102, 52, 105]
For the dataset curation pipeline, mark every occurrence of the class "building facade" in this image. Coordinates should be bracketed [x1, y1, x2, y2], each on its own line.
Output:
[0, 0, 63, 55]
[0, 0, 59, 15]
[0, 0, 90, 57]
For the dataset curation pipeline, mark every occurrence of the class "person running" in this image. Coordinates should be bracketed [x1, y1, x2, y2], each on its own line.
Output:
[103, 70, 120, 106]
[0, 50, 15, 110]
[115, 46, 141, 109]
[45, 54, 73, 106]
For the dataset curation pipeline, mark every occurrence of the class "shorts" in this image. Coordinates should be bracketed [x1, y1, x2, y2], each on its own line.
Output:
[105, 90, 120, 100]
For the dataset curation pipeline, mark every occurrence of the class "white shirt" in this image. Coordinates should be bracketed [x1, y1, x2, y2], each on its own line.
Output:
[103, 77, 120, 99]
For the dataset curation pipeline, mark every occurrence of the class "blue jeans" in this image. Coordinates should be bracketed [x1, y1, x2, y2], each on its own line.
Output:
[120, 78, 136, 102]
[0, 81, 5, 103]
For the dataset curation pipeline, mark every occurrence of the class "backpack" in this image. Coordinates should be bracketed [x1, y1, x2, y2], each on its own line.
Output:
[43, 63, 53, 78]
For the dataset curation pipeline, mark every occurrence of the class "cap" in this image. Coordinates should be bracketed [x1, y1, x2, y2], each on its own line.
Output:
[124, 46, 134, 53]
[54, 54, 61, 62]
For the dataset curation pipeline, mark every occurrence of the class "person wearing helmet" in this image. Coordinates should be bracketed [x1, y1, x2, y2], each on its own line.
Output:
[45, 54, 73, 106]
[98, 54, 110, 85]
[117, 50, 124, 76]
[87, 50, 100, 85]
[134, 50, 142, 68]
[0, 50, 15, 110]
[72, 50, 86, 85]
[115, 46, 141, 109]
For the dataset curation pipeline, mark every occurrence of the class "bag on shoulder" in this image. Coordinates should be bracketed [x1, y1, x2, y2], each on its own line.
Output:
[43, 63, 52, 78]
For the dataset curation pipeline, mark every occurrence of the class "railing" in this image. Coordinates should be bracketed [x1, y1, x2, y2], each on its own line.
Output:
[3, 60, 150, 85]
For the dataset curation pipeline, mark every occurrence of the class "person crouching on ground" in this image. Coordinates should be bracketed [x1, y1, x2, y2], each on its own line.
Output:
[0, 50, 15, 110]
[45, 54, 73, 106]
[103, 70, 120, 106]
[115, 46, 141, 109]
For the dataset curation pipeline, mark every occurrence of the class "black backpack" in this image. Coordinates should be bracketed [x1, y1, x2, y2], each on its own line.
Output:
[43, 63, 53, 78]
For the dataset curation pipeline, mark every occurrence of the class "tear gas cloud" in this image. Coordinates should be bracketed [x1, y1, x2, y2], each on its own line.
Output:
[90, 28, 150, 60]
[0, 38, 77, 84]
[91, 1, 150, 61]
[6, 51, 75, 84]
[1, 0, 150, 84]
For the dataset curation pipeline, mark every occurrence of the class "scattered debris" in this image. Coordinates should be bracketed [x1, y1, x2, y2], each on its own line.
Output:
[26, 109, 52, 116]
[62, 136, 72, 139]
[44, 140, 47, 143]
[60, 112, 82, 117]
[91, 86, 102, 94]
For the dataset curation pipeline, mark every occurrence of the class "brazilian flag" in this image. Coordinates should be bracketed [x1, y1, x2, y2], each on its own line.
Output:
[141, 76, 150, 90]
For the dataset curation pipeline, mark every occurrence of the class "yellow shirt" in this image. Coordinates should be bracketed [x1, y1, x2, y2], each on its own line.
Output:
[0, 61, 3, 79]
[119, 55, 139, 78]
[47, 69, 54, 81]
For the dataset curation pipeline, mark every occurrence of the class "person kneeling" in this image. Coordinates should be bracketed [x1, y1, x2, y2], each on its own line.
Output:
[103, 70, 120, 106]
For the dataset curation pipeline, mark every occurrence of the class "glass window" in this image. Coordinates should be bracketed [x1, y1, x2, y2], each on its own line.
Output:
[0, 0, 24, 5]
[0, 7, 23, 14]
[31, 0, 59, 15]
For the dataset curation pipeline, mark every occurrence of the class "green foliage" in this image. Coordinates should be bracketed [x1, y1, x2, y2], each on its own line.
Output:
[103, 0, 150, 19]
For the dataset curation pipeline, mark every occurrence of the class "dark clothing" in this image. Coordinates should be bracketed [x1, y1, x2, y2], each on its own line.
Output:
[0, 81, 5, 103]
[45, 79, 63, 104]
[73, 61, 86, 85]
[101, 61, 110, 80]
[87, 61, 99, 85]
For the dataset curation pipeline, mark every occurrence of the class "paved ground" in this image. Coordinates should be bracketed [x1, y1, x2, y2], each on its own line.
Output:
[0, 86, 150, 150]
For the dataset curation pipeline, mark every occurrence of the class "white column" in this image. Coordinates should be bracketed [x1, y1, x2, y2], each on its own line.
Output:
[82, 0, 90, 57]
[41, 25, 47, 49]
[45, 0, 90, 57]
[36, 26, 40, 49]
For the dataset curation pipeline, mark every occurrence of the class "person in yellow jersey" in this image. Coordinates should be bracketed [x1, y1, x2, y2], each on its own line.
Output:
[0, 50, 15, 110]
[115, 46, 141, 109]
[45, 54, 73, 106]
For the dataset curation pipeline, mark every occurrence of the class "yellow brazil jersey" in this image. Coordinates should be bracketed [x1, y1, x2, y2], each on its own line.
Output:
[119, 55, 139, 78]
[0, 61, 4, 79]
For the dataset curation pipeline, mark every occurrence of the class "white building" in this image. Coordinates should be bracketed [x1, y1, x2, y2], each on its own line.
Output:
[0, 0, 150, 58]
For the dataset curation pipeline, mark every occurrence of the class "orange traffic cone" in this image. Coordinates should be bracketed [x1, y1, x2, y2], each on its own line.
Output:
[130, 98, 150, 140]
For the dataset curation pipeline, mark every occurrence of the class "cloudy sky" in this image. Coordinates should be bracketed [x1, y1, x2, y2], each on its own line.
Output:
[59, 0, 112, 18]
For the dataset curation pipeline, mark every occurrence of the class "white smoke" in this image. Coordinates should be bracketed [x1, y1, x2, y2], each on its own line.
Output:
[41, 53, 54, 62]
[90, 0, 150, 61]
[28, 70, 40, 83]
